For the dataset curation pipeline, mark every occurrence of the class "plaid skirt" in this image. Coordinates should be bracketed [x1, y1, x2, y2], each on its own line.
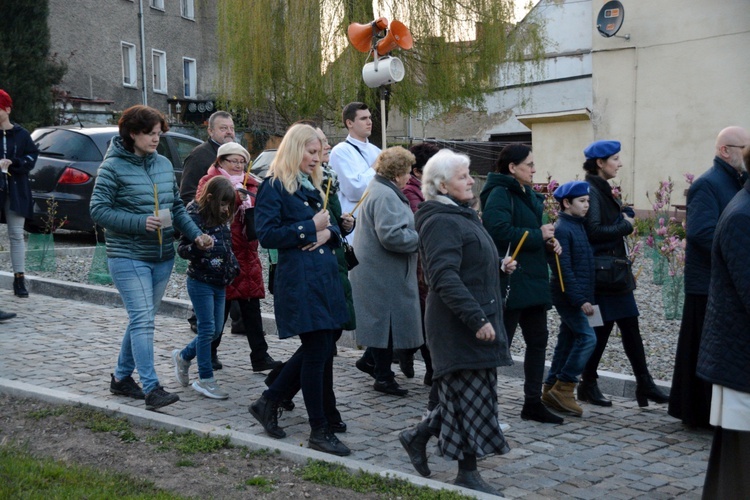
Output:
[426, 368, 510, 461]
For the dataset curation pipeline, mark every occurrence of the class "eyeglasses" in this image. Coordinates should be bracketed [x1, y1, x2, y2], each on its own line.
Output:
[223, 159, 247, 166]
[725, 145, 748, 149]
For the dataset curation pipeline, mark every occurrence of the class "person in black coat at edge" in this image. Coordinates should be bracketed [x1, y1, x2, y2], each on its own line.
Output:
[580, 140, 669, 407]
[669, 126, 749, 428]
[696, 146, 750, 498]
[0, 89, 38, 301]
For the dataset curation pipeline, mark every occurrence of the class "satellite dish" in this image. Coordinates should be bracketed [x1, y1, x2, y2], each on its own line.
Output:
[597, 0, 625, 38]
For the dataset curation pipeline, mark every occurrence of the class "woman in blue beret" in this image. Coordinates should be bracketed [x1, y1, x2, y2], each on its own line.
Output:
[579, 140, 669, 407]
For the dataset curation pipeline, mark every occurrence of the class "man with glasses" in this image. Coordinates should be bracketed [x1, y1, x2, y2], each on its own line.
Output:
[180, 111, 236, 204]
[179, 111, 236, 352]
[669, 126, 750, 428]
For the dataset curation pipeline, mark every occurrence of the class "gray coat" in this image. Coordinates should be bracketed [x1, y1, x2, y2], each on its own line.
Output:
[350, 175, 422, 349]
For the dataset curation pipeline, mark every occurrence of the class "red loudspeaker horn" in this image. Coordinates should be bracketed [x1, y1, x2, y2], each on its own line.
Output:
[348, 17, 389, 53]
[375, 20, 413, 56]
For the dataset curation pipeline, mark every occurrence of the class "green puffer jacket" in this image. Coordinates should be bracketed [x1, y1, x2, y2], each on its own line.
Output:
[479, 172, 551, 310]
[90, 136, 202, 262]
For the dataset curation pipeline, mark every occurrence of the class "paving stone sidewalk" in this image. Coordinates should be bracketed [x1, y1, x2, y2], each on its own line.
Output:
[0, 287, 710, 499]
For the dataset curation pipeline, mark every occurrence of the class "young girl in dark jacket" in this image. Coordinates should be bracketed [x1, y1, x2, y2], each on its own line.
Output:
[172, 176, 239, 400]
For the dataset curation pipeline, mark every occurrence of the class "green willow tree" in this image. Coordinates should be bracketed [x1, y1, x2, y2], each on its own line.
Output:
[218, 0, 544, 144]
[0, 1, 66, 129]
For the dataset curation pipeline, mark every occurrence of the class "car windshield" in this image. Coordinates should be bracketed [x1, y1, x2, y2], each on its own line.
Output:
[32, 129, 103, 162]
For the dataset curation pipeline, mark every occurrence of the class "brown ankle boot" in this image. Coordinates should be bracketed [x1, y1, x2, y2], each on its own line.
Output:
[541, 382, 565, 411]
[550, 380, 583, 416]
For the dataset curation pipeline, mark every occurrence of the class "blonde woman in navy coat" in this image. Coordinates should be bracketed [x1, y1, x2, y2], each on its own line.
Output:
[249, 124, 350, 456]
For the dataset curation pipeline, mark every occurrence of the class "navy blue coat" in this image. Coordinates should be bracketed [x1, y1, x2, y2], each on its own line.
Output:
[549, 212, 595, 309]
[697, 182, 750, 393]
[255, 177, 348, 339]
[0, 123, 38, 220]
[684, 157, 746, 295]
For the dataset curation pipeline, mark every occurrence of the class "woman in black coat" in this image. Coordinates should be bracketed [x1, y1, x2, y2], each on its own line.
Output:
[399, 149, 515, 496]
[580, 140, 669, 407]
[0, 89, 38, 298]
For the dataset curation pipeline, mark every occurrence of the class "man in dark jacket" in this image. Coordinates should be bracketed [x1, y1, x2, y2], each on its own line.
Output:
[179, 111, 235, 363]
[696, 171, 750, 498]
[669, 126, 749, 428]
[179, 111, 236, 203]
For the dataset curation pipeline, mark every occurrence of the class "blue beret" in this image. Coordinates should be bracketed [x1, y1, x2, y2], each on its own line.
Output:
[584, 140, 621, 159]
[553, 180, 590, 201]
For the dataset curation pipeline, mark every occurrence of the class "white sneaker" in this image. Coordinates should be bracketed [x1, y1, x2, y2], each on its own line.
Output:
[172, 349, 190, 387]
[192, 378, 229, 400]
[498, 419, 511, 433]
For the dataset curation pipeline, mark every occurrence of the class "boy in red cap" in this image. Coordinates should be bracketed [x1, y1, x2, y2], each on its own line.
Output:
[0, 89, 39, 298]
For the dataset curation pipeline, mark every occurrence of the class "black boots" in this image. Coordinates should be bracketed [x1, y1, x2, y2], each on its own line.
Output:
[211, 351, 223, 370]
[454, 469, 502, 496]
[397, 350, 415, 378]
[249, 396, 286, 438]
[521, 400, 564, 424]
[308, 426, 351, 456]
[13, 273, 28, 298]
[0, 309, 16, 321]
[635, 374, 669, 407]
[578, 378, 612, 407]
[398, 420, 432, 477]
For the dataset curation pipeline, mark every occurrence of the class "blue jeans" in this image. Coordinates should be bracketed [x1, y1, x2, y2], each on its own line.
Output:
[546, 305, 597, 384]
[181, 277, 226, 380]
[265, 330, 335, 430]
[109, 257, 174, 394]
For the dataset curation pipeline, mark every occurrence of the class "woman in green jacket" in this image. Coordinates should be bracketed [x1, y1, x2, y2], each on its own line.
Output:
[480, 143, 563, 424]
[90, 105, 212, 411]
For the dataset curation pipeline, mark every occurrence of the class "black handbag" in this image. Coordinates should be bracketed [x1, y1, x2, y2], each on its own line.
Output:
[243, 207, 257, 241]
[342, 239, 358, 271]
[594, 255, 635, 293]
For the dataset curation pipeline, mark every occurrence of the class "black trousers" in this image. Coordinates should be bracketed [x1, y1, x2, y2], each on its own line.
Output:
[265, 329, 336, 429]
[668, 294, 712, 427]
[362, 332, 396, 384]
[276, 330, 343, 425]
[703, 426, 750, 499]
[504, 304, 549, 403]
[212, 298, 269, 362]
[581, 315, 648, 381]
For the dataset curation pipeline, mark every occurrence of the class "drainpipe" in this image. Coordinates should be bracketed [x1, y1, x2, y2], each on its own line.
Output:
[138, 0, 148, 105]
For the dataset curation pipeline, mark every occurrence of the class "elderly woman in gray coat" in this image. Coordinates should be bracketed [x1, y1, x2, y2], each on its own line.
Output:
[350, 146, 423, 397]
[399, 149, 515, 496]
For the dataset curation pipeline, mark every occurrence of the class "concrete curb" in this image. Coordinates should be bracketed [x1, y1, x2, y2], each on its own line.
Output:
[0, 270, 670, 401]
[0, 378, 496, 499]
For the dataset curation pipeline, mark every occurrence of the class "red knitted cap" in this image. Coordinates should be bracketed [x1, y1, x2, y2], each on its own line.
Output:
[0, 89, 13, 109]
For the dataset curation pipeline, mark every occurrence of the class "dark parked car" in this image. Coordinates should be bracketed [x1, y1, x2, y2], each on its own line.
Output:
[28, 126, 202, 239]
[249, 149, 276, 179]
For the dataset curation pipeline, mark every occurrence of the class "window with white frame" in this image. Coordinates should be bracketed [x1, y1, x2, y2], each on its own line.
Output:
[181, 0, 194, 20]
[152, 50, 167, 94]
[183, 58, 197, 98]
[121, 42, 137, 87]
[150, 0, 164, 10]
